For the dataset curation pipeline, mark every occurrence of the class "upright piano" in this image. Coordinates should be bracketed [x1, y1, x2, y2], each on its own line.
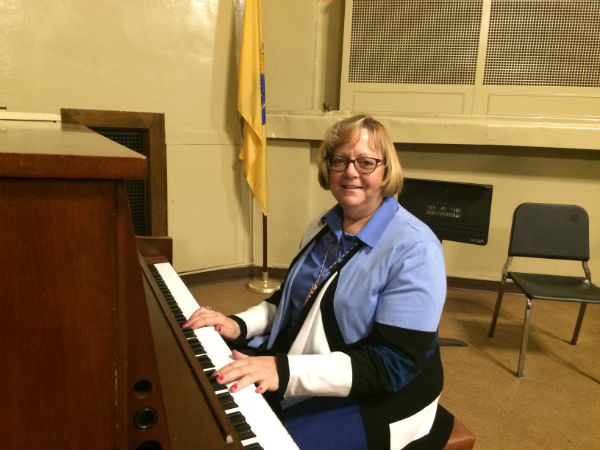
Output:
[0, 120, 296, 450]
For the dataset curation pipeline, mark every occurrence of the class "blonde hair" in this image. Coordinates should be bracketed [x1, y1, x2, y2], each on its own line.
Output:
[317, 114, 403, 197]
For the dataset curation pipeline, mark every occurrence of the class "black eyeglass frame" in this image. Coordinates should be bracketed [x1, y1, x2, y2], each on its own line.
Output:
[327, 155, 386, 174]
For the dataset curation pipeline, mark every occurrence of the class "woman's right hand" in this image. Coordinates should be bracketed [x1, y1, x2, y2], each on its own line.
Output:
[183, 306, 241, 341]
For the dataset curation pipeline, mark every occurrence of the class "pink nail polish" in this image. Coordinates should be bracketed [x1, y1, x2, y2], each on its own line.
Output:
[210, 372, 217, 377]
[256, 386, 263, 393]
[217, 326, 222, 332]
[182, 322, 188, 328]
[217, 376, 224, 382]
[231, 384, 238, 391]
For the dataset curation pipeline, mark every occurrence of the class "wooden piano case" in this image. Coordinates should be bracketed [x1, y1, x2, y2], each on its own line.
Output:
[0, 121, 168, 448]
[0, 121, 241, 449]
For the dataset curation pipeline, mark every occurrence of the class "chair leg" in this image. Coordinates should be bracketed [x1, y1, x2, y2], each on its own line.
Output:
[571, 302, 587, 345]
[517, 297, 533, 378]
[488, 278, 507, 337]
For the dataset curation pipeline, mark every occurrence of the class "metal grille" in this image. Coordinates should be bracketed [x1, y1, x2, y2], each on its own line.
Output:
[348, 0, 483, 85]
[95, 129, 149, 236]
[484, 0, 600, 86]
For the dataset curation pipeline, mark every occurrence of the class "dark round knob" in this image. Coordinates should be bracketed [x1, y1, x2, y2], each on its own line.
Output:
[135, 440, 163, 450]
[133, 407, 157, 430]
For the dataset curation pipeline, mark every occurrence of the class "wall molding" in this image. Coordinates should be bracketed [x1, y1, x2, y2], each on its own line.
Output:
[182, 266, 521, 295]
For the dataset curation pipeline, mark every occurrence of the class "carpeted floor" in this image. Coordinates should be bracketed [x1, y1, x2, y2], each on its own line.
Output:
[185, 278, 600, 450]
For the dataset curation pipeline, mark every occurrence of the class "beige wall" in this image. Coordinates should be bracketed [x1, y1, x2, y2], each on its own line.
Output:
[3, 0, 599, 282]
[397, 145, 600, 280]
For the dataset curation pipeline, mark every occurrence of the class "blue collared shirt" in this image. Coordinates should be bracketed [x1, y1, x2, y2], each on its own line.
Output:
[286, 200, 377, 327]
[280, 196, 446, 343]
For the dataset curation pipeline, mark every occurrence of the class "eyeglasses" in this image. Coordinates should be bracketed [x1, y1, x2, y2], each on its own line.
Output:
[327, 155, 385, 174]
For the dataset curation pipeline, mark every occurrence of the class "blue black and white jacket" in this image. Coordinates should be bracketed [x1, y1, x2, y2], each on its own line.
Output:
[233, 197, 447, 449]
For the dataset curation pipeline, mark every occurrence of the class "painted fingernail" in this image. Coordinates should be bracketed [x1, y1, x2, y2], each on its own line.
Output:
[217, 376, 224, 382]
[210, 372, 217, 377]
[256, 386, 263, 393]
[231, 384, 238, 392]
[217, 326, 222, 332]
[182, 322, 188, 327]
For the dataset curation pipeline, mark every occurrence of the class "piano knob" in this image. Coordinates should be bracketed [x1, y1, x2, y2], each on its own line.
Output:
[133, 379, 153, 398]
[133, 407, 158, 430]
[135, 440, 163, 450]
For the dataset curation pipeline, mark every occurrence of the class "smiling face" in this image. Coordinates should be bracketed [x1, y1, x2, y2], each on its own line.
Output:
[329, 127, 385, 223]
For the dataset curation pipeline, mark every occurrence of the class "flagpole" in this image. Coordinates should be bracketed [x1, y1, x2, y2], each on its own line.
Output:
[237, 0, 279, 294]
[246, 213, 280, 293]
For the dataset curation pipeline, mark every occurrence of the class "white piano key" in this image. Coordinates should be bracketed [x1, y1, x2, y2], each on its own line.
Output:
[152, 263, 299, 450]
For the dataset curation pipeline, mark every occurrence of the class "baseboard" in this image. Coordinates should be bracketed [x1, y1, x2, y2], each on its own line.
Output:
[182, 267, 518, 295]
[181, 265, 287, 286]
[447, 276, 520, 294]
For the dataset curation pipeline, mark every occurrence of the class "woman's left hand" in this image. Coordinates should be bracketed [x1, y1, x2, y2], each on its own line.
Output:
[213, 350, 279, 394]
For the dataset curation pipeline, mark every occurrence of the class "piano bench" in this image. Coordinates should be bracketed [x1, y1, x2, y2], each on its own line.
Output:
[443, 416, 475, 450]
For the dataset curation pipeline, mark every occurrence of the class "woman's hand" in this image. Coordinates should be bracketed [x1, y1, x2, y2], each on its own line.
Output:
[183, 306, 241, 341]
[213, 350, 279, 394]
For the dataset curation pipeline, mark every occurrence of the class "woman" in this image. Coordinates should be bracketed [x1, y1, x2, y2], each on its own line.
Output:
[184, 115, 448, 450]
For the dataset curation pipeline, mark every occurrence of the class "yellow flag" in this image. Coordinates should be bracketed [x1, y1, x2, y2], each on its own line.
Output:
[238, 0, 267, 216]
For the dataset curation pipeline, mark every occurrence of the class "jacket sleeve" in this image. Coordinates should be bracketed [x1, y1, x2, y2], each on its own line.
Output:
[348, 237, 446, 395]
[232, 290, 281, 340]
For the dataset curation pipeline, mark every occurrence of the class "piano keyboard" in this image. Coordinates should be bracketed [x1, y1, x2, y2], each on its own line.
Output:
[148, 262, 299, 450]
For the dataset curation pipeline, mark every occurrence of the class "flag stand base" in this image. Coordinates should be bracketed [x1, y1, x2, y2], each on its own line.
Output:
[246, 270, 280, 294]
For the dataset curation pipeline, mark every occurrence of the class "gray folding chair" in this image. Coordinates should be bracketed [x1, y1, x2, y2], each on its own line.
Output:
[488, 202, 600, 377]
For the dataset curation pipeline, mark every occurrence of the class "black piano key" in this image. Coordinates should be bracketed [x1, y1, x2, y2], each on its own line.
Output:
[182, 328, 196, 338]
[173, 312, 187, 323]
[228, 411, 247, 426]
[237, 428, 257, 441]
[189, 340, 205, 354]
[220, 400, 237, 411]
[207, 375, 227, 392]
[229, 412, 256, 438]
[196, 355, 215, 370]
[188, 338, 206, 355]
[195, 352, 210, 361]
[216, 392, 238, 409]
[234, 422, 252, 432]
[243, 443, 264, 450]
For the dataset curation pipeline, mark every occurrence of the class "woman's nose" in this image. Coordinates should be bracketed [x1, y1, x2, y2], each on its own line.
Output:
[343, 160, 360, 176]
